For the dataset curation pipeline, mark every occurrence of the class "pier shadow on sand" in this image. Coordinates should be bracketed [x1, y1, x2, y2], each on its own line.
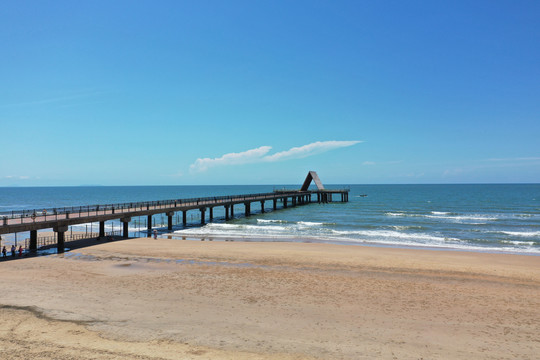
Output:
[1, 235, 132, 261]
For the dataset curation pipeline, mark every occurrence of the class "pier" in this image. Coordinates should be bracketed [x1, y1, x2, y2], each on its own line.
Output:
[0, 172, 349, 253]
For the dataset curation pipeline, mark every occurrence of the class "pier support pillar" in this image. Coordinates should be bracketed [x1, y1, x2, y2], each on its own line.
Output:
[167, 212, 174, 230]
[245, 202, 251, 217]
[182, 211, 187, 226]
[99, 221, 105, 239]
[224, 206, 230, 220]
[147, 215, 152, 237]
[231, 205, 235, 218]
[200, 208, 206, 225]
[283, 197, 288, 208]
[57, 232, 65, 253]
[53, 225, 69, 254]
[29, 230, 37, 252]
[121, 217, 131, 238]
[209, 207, 213, 222]
[260, 201, 265, 213]
[273, 199, 277, 210]
[292, 196, 296, 207]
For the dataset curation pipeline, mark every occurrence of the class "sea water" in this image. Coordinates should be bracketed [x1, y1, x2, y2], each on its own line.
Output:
[0, 184, 539, 255]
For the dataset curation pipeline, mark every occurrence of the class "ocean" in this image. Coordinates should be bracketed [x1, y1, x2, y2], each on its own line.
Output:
[1, 184, 539, 255]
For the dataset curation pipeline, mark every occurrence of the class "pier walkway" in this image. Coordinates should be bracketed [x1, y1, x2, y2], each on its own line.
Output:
[0, 172, 349, 253]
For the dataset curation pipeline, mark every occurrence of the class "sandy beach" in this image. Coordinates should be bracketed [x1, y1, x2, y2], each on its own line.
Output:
[1, 237, 539, 359]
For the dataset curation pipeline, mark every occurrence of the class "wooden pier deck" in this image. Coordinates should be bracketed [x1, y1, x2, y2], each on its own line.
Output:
[0, 179, 349, 253]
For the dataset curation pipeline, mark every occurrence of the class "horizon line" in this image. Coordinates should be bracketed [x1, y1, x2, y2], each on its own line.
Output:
[1, 182, 539, 188]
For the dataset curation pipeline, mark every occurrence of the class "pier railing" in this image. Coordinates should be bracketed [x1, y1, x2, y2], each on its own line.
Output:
[0, 191, 308, 224]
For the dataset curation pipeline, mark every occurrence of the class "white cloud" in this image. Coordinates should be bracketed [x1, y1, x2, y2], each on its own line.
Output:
[2, 175, 29, 180]
[0, 90, 106, 108]
[189, 140, 361, 173]
[166, 171, 184, 178]
[362, 161, 376, 166]
[443, 168, 464, 177]
[487, 157, 540, 162]
[399, 172, 425, 178]
[262, 141, 361, 162]
[190, 146, 272, 173]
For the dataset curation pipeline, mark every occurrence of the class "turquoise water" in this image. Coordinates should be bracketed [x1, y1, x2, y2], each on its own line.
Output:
[1, 184, 539, 254]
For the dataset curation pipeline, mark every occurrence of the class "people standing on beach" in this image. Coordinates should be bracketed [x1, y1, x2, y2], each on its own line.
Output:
[2, 246, 6, 258]
[153, 229, 158, 239]
[11, 245, 16, 257]
[18, 246, 23, 257]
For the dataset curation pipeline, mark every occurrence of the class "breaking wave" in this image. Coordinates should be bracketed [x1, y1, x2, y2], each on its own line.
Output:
[385, 212, 498, 222]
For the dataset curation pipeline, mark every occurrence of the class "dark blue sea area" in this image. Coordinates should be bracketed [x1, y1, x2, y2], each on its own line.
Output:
[1, 184, 539, 254]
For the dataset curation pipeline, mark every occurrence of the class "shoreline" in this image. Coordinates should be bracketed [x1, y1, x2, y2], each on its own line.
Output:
[166, 232, 540, 257]
[2, 230, 539, 260]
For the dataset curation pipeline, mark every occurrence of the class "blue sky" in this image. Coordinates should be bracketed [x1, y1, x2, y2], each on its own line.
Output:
[1, 0, 539, 186]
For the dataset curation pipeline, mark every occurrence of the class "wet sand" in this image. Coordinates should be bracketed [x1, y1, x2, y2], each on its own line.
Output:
[1, 237, 539, 359]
